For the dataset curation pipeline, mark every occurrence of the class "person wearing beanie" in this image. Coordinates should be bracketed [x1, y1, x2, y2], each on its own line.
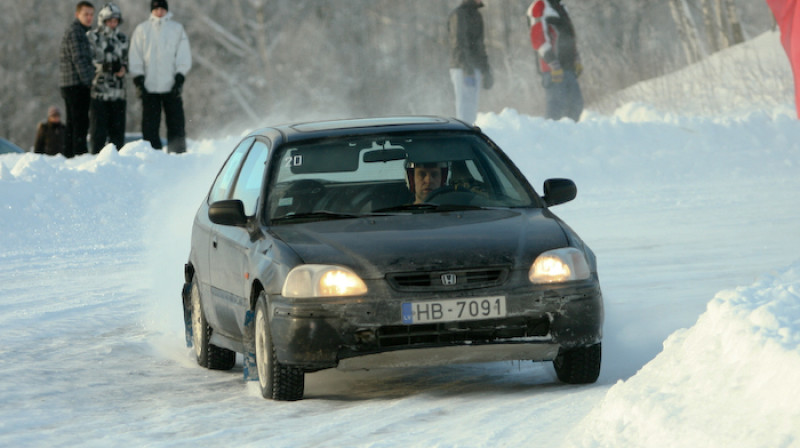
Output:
[128, 0, 191, 153]
[87, 2, 129, 154]
[447, 0, 493, 125]
[59, 2, 96, 158]
[34, 106, 67, 156]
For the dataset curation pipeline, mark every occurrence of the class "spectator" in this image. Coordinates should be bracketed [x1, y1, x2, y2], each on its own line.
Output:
[448, 0, 493, 125]
[34, 107, 67, 156]
[527, 0, 584, 121]
[59, 1, 96, 158]
[87, 3, 129, 154]
[129, 0, 192, 154]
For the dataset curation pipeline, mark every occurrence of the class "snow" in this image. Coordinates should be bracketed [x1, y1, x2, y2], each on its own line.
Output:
[1, 31, 799, 447]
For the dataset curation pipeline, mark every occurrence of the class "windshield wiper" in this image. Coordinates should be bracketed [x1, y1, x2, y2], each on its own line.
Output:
[271, 211, 361, 223]
[372, 203, 485, 213]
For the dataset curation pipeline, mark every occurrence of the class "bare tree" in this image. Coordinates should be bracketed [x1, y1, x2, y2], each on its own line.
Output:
[724, 0, 745, 44]
[701, 0, 720, 53]
[669, 0, 704, 64]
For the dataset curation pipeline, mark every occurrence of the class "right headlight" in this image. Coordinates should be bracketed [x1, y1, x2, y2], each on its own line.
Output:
[529, 248, 591, 284]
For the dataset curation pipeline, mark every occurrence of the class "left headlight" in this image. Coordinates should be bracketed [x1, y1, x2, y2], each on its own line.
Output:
[282, 264, 368, 298]
[529, 248, 591, 284]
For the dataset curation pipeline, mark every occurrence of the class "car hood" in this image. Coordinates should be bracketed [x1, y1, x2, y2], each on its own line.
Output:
[269, 209, 569, 278]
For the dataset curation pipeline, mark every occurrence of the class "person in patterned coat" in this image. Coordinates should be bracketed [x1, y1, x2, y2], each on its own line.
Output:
[59, 1, 95, 158]
[87, 3, 128, 154]
[527, 0, 584, 121]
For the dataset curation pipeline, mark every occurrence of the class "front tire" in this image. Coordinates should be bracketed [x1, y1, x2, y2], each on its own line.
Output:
[255, 294, 304, 401]
[553, 343, 601, 384]
[190, 278, 236, 370]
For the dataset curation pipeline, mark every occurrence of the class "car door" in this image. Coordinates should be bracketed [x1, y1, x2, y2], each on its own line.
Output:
[201, 137, 254, 335]
[209, 139, 269, 339]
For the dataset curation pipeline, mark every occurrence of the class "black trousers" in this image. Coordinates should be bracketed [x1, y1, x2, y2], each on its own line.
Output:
[60, 85, 91, 158]
[142, 92, 186, 153]
[89, 99, 126, 154]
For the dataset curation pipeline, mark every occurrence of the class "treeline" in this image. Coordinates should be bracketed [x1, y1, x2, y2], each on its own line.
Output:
[1, 0, 775, 149]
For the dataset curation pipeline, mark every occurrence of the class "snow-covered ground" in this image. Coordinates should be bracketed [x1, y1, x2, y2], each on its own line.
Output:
[1, 31, 799, 447]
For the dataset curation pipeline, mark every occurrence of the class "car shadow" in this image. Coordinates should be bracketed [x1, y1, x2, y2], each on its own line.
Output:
[301, 361, 578, 402]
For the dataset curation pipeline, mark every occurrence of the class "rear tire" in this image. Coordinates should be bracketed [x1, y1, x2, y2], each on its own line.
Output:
[190, 278, 236, 370]
[553, 343, 601, 384]
[255, 294, 304, 401]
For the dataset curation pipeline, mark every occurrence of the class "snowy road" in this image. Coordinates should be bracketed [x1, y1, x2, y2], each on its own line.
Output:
[2, 100, 799, 446]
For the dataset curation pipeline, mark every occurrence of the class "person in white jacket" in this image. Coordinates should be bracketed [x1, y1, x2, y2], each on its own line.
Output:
[128, 0, 191, 153]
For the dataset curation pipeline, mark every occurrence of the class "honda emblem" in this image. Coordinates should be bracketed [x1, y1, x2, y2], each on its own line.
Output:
[441, 273, 457, 286]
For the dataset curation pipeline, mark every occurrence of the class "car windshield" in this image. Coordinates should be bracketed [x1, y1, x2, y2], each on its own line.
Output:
[266, 132, 539, 223]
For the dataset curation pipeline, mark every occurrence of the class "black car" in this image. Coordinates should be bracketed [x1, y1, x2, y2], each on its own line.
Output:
[182, 116, 603, 401]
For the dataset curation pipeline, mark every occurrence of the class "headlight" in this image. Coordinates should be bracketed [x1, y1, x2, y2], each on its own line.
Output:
[529, 248, 591, 284]
[282, 264, 368, 298]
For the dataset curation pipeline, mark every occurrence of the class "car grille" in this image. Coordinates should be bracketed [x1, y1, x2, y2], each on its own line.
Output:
[386, 267, 508, 292]
[376, 317, 549, 348]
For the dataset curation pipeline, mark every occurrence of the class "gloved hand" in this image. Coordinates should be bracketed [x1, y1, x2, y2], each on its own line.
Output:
[575, 61, 583, 78]
[550, 68, 564, 83]
[133, 75, 146, 98]
[482, 69, 494, 90]
[171, 73, 185, 97]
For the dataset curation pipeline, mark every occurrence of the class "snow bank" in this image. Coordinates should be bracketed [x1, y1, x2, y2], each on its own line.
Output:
[592, 31, 795, 117]
[565, 263, 800, 447]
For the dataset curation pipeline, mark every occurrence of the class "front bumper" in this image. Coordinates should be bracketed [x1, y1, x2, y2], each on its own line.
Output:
[269, 278, 603, 371]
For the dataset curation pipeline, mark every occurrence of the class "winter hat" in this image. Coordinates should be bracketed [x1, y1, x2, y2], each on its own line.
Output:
[98, 3, 123, 26]
[48, 106, 61, 117]
[151, 0, 168, 11]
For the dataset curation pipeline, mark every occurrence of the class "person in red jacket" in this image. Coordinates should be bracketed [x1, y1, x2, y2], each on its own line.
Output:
[527, 0, 583, 121]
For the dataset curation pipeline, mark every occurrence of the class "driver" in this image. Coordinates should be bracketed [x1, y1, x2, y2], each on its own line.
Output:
[405, 161, 448, 204]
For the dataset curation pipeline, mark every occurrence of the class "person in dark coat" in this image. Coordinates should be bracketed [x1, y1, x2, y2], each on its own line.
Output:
[527, 0, 583, 121]
[60, 1, 96, 158]
[448, 0, 493, 124]
[34, 107, 67, 156]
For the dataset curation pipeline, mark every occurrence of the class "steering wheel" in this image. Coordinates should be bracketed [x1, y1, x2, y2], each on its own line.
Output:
[423, 185, 455, 203]
[284, 179, 325, 214]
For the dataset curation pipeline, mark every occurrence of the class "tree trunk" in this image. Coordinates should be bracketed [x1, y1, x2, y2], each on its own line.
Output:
[669, 0, 703, 63]
[701, 0, 719, 53]
[714, 0, 731, 49]
[723, 0, 745, 44]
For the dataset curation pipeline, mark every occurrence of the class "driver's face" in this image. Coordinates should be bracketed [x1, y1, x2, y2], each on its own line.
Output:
[414, 167, 442, 203]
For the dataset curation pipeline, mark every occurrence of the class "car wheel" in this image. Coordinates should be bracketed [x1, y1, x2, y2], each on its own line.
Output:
[190, 278, 236, 370]
[255, 294, 304, 401]
[553, 343, 601, 384]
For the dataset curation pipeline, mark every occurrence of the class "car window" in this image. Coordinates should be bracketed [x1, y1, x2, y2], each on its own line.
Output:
[208, 137, 254, 204]
[231, 140, 269, 216]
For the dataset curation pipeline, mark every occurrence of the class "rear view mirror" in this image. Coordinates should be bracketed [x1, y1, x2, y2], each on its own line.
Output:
[542, 178, 577, 207]
[363, 148, 407, 163]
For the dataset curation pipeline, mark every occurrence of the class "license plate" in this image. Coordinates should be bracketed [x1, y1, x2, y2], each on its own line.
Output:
[401, 296, 507, 324]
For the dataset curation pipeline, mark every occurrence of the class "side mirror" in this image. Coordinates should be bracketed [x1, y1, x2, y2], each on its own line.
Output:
[209, 200, 248, 227]
[542, 178, 577, 207]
